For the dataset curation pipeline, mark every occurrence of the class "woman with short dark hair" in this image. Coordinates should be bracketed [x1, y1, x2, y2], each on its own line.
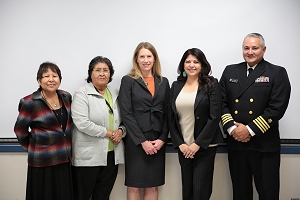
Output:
[71, 56, 125, 200]
[14, 62, 73, 200]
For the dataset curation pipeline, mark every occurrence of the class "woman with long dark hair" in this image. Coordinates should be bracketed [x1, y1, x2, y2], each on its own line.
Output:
[169, 48, 223, 200]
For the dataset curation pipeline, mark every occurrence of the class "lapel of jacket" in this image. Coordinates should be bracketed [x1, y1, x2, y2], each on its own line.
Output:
[136, 76, 159, 98]
[153, 76, 160, 99]
[32, 89, 43, 100]
[107, 85, 118, 104]
[137, 77, 148, 89]
[236, 63, 247, 89]
[57, 90, 71, 119]
[58, 90, 68, 104]
[237, 60, 266, 98]
[86, 82, 101, 96]
[194, 85, 205, 109]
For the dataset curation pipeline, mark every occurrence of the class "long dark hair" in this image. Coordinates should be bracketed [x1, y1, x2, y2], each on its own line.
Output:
[177, 48, 215, 92]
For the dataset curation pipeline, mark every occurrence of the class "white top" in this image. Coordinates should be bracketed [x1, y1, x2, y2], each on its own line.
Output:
[176, 89, 197, 145]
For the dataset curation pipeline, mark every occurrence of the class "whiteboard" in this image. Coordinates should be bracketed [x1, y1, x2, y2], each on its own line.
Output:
[0, 0, 299, 139]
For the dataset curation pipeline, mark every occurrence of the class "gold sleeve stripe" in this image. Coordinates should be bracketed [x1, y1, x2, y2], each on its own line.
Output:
[257, 116, 270, 129]
[221, 113, 233, 126]
[253, 116, 270, 134]
[253, 119, 267, 133]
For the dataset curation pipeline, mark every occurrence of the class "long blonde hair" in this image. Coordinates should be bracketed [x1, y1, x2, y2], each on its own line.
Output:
[127, 42, 163, 83]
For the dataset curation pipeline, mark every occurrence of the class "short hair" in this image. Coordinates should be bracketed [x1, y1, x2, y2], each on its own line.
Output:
[37, 62, 62, 89]
[243, 33, 265, 48]
[177, 48, 214, 92]
[127, 42, 163, 83]
[86, 56, 115, 83]
[37, 62, 62, 81]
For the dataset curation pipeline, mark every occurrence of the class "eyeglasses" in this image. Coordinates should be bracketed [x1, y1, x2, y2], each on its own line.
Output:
[93, 68, 110, 74]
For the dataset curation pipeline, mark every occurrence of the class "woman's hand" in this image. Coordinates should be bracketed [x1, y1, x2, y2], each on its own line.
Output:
[141, 140, 157, 155]
[150, 139, 164, 151]
[179, 143, 200, 159]
[111, 129, 123, 144]
[106, 130, 113, 138]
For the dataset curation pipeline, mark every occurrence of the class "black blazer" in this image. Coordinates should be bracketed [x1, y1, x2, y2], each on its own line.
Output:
[119, 75, 170, 145]
[219, 59, 291, 152]
[169, 78, 223, 149]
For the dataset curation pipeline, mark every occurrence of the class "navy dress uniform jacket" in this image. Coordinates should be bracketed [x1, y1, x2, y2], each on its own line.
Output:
[220, 59, 291, 152]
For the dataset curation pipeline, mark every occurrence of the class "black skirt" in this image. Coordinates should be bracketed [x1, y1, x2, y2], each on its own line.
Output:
[26, 162, 73, 200]
[124, 130, 166, 188]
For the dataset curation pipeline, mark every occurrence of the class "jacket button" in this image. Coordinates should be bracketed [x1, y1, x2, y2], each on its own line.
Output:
[196, 117, 199, 119]
[234, 110, 238, 114]
[250, 98, 254, 102]
[249, 111, 253, 114]
[235, 99, 239, 103]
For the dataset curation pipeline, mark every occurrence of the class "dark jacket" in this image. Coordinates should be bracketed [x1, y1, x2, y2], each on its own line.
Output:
[119, 75, 170, 145]
[14, 89, 73, 167]
[219, 59, 291, 152]
[169, 78, 223, 149]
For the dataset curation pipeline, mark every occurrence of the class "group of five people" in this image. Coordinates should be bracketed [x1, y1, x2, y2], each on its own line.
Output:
[14, 32, 291, 200]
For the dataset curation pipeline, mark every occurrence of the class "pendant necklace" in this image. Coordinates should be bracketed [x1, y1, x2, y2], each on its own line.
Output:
[41, 91, 63, 128]
[41, 90, 59, 108]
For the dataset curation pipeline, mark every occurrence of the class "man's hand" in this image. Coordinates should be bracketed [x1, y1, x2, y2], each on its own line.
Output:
[231, 122, 251, 142]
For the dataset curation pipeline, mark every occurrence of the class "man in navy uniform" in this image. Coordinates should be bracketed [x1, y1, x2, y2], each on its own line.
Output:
[220, 33, 291, 200]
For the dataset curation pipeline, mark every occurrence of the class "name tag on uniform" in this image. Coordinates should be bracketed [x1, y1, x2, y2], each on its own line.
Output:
[229, 78, 238, 83]
[255, 76, 269, 83]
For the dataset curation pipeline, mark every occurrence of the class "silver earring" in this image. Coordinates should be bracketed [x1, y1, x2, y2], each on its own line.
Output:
[182, 71, 187, 77]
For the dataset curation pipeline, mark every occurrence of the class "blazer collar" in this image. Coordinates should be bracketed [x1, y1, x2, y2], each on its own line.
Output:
[86, 82, 100, 95]
[32, 89, 67, 100]
[32, 89, 43, 100]
[137, 76, 161, 99]
[194, 86, 205, 109]
[32, 89, 71, 115]
[86, 82, 118, 102]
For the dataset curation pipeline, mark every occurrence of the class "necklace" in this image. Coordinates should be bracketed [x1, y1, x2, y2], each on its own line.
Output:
[41, 90, 59, 108]
[41, 91, 63, 128]
[143, 76, 153, 87]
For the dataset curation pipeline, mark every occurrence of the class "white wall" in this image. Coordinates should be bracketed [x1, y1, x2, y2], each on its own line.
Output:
[1, 0, 300, 139]
[1, 152, 300, 200]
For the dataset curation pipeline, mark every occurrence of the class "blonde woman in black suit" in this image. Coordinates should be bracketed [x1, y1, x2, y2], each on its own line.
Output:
[119, 42, 170, 200]
[169, 48, 223, 200]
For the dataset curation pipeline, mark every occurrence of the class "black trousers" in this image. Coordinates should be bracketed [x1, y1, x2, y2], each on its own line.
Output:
[228, 149, 280, 200]
[72, 151, 118, 200]
[178, 147, 217, 200]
